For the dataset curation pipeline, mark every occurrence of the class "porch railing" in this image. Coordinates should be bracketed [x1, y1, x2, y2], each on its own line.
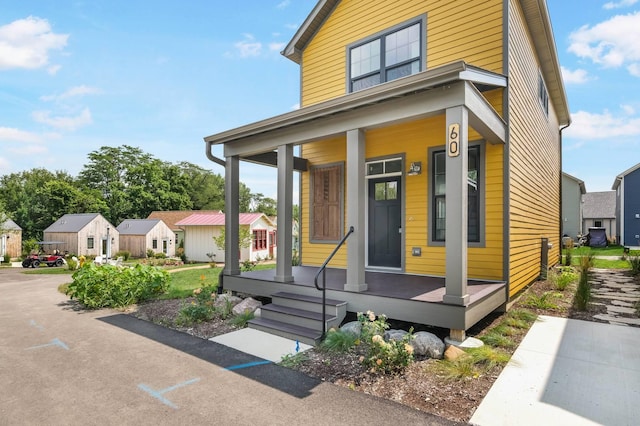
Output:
[314, 225, 354, 339]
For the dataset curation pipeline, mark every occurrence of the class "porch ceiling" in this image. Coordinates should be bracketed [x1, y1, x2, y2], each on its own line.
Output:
[204, 61, 506, 159]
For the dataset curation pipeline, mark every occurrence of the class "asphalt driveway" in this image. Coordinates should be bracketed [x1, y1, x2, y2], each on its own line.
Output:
[0, 267, 458, 425]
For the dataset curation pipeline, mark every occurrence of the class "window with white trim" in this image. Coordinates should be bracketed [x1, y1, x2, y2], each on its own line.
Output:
[349, 19, 423, 92]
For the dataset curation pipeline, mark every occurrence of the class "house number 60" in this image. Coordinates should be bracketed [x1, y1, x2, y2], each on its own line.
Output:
[448, 123, 460, 157]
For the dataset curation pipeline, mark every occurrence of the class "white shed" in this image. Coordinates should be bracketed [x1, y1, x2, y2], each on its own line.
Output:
[176, 213, 276, 263]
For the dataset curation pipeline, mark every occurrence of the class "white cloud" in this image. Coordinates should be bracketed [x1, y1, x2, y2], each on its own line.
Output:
[568, 11, 640, 75]
[0, 157, 9, 170]
[277, 0, 291, 9]
[561, 66, 590, 84]
[629, 63, 640, 77]
[285, 23, 299, 30]
[565, 108, 640, 139]
[0, 16, 68, 71]
[0, 127, 43, 143]
[234, 34, 262, 58]
[603, 0, 638, 9]
[621, 104, 636, 115]
[40, 85, 103, 102]
[32, 108, 92, 131]
[48, 64, 62, 75]
[269, 42, 286, 52]
[8, 144, 47, 155]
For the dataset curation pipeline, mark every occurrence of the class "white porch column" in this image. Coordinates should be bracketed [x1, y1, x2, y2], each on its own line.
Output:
[345, 129, 367, 292]
[443, 106, 470, 306]
[224, 155, 241, 275]
[274, 144, 294, 282]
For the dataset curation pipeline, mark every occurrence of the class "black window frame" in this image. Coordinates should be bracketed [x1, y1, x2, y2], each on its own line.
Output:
[429, 144, 483, 245]
[347, 17, 425, 93]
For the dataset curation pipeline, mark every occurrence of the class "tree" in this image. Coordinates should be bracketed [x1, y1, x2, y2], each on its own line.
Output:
[176, 162, 225, 210]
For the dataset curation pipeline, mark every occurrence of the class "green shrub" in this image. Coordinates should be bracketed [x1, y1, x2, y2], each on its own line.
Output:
[154, 252, 167, 259]
[479, 330, 516, 348]
[176, 302, 214, 325]
[522, 291, 560, 310]
[231, 310, 255, 328]
[321, 328, 359, 352]
[65, 263, 170, 309]
[574, 269, 591, 311]
[629, 255, 640, 275]
[549, 267, 578, 291]
[146, 249, 154, 258]
[357, 311, 413, 374]
[66, 257, 78, 270]
[115, 251, 131, 261]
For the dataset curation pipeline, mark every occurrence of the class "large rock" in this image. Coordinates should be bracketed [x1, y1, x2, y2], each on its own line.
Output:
[384, 329, 408, 342]
[214, 293, 242, 308]
[411, 331, 445, 359]
[232, 297, 262, 316]
[340, 321, 362, 337]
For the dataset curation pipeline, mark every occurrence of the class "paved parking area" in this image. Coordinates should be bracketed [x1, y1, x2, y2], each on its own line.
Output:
[0, 268, 458, 425]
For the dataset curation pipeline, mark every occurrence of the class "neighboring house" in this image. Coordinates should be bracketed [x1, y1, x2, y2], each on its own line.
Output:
[43, 213, 119, 258]
[1, 218, 22, 260]
[147, 210, 221, 248]
[612, 162, 640, 246]
[203, 0, 569, 342]
[117, 219, 175, 258]
[561, 173, 586, 240]
[175, 213, 277, 263]
[582, 191, 616, 243]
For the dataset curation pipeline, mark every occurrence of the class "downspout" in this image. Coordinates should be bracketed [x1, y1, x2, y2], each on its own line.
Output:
[559, 120, 572, 265]
[205, 140, 226, 167]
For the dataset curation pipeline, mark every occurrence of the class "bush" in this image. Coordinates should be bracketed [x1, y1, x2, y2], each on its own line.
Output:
[65, 263, 170, 309]
[321, 328, 359, 352]
[176, 284, 218, 326]
[146, 249, 154, 258]
[154, 252, 167, 259]
[115, 251, 131, 261]
[66, 257, 78, 270]
[549, 267, 577, 291]
[356, 311, 413, 374]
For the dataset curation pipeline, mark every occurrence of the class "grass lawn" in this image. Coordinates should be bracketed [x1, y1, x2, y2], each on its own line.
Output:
[23, 267, 74, 275]
[165, 263, 276, 299]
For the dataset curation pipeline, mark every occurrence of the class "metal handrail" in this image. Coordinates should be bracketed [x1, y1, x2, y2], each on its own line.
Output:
[314, 226, 354, 339]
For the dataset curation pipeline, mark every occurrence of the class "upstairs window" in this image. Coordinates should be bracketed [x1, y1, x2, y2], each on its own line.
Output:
[349, 19, 423, 92]
[538, 73, 549, 116]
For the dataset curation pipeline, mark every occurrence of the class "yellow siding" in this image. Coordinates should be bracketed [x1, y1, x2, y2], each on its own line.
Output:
[300, 115, 504, 281]
[507, 0, 561, 296]
[302, 0, 504, 106]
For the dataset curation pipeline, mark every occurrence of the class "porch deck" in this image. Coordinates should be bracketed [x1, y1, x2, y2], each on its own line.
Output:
[222, 266, 507, 331]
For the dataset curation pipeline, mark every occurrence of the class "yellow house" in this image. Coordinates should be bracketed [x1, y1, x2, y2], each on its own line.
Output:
[204, 0, 569, 344]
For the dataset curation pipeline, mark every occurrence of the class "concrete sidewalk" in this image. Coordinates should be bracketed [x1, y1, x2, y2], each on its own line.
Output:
[471, 315, 640, 425]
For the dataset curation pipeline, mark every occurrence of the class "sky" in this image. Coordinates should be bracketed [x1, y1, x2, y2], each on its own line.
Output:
[1, 0, 639, 199]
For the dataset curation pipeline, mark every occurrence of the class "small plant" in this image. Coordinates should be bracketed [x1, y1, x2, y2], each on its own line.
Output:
[219, 296, 234, 319]
[115, 251, 130, 261]
[146, 249, 154, 258]
[320, 328, 359, 352]
[434, 355, 479, 380]
[241, 259, 256, 272]
[479, 330, 516, 348]
[629, 255, 640, 275]
[176, 301, 214, 325]
[522, 291, 560, 310]
[154, 252, 167, 259]
[549, 267, 578, 291]
[505, 308, 537, 323]
[66, 257, 78, 270]
[280, 352, 309, 368]
[356, 310, 414, 374]
[564, 243, 573, 266]
[231, 310, 255, 328]
[574, 253, 594, 311]
[466, 345, 511, 370]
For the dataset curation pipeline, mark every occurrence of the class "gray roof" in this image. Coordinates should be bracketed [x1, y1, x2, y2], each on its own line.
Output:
[582, 191, 616, 219]
[1, 219, 21, 230]
[44, 213, 101, 233]
[117, 219, 162, 235]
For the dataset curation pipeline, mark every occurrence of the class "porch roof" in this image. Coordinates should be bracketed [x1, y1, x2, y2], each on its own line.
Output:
[204, 61, 507, 160]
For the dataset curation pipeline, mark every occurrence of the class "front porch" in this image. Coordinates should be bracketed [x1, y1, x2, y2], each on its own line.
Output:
[222, 266, 507, 333]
